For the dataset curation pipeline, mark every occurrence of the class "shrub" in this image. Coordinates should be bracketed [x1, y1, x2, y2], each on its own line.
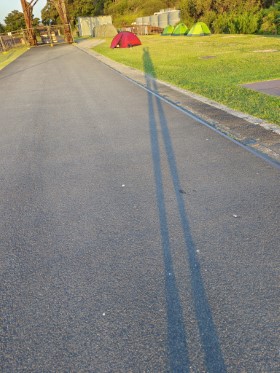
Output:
[212, 11, 262, 33]
[259, 5, 280, 34]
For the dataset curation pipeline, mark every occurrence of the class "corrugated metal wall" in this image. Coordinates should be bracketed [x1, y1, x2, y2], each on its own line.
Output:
[78, 16, 113, 37]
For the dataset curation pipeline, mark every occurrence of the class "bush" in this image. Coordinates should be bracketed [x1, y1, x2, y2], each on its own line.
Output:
[212, 11, 262, 34]
[259, 5, 280, 34]
[234, 12, 262, 33]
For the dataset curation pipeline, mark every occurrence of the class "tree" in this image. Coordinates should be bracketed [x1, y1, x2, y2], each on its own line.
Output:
[41, 2, 60, 25]
[38, 0, 280, 32]
[41, 0, 99, 25]
[259, 0, 280, 33]
[0, 23, 6, 33]
[179, 0, 212, 23]
[261, 0, 276, 6]
[4, 10, 40, 31]
[68, 0, 96, 21]
[92, 0, 106, 15]
[4, 10, 26, 32]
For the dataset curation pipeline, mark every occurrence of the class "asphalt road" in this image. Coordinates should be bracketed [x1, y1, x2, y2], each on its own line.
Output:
[0, 44, 279, 373]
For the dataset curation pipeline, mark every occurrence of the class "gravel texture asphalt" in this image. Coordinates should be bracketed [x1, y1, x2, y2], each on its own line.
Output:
[0, 43, 279, 372]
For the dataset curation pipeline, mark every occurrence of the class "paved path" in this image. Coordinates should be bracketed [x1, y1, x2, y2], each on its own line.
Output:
[76, 39, 280, 164]
[0, 44, 279, 372]
[243, 79, 280, 97]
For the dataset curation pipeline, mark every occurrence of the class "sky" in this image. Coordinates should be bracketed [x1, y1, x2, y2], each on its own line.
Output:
[0, 0, 47, 24]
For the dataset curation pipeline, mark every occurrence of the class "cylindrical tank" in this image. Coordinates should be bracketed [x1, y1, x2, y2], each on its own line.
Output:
[158, 13, 168, 28]
[168, 10, 180, 26]
[150, 15, 159, 27]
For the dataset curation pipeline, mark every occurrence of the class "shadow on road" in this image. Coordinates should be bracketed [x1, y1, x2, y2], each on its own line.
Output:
[143, 47, 227, 373]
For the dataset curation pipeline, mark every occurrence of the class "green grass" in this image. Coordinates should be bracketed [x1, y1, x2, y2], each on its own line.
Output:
[0, 46, 29, 70]
[94, 34, 280, 125]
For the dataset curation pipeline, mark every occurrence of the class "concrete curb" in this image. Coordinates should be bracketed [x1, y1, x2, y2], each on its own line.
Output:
[74, 41, 280, 165]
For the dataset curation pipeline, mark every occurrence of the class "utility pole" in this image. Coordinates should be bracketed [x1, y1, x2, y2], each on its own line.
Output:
[20, 0, 38, 46]
[50, 0, 73, 43]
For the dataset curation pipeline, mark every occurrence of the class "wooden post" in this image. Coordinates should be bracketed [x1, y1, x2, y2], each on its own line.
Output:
[21, 29, 28, 46]
[47, 26, 54, 47]
[0, 35, 6, 52]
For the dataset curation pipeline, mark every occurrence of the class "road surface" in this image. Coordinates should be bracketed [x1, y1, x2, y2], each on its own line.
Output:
[0, 44, 279, 372]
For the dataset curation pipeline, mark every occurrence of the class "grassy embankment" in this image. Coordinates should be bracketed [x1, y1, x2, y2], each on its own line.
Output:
[94, 34, 280, 125]
[0, 47, 28, 70]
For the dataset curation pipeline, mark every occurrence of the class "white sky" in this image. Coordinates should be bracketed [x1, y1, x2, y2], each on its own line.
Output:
[0, 0, 47, 24]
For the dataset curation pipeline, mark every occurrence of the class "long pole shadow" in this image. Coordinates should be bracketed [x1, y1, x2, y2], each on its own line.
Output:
[145, 50, 190, 373]
[143, 47, 227, 373]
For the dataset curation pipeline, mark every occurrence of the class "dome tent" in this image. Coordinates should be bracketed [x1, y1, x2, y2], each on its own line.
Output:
[187, 22, 211, 36]
[110, 31, 141, 48]
[162, 25, 174, 36]
[172, 23, 189, 36]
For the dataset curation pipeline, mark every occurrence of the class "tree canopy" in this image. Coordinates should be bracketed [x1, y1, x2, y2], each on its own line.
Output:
[4, 10, 26, 32]
[4, 10, 39, 32]
[41, 0, 102, 24]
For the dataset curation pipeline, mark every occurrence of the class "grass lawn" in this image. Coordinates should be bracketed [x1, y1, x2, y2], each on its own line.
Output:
[94, 34, 280, 125]
[0, 47, 29, 71]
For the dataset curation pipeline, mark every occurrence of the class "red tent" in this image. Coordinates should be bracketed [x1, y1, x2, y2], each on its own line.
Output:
[110, 31, 141, 48]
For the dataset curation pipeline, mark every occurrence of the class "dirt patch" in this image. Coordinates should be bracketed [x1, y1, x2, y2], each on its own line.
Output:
[253, 49, 278, 53]
[200, 55, 216, 59]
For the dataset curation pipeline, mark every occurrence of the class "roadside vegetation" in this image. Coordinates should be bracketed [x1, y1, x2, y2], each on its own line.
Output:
[94, 34, 280, 125]
[1, 1, 279, 35]
[104, 0, 280, 33]
[0, 47, 28, 70]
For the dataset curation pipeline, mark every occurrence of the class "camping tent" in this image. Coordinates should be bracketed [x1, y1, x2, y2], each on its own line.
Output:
[172, 23, 189, 36]
[187, 22, 211, 36]
[162, 25, 174, 36]
[110, 31, 141, 48]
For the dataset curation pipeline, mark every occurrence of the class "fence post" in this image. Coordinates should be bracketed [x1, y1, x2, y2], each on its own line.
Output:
[47, 26, 54, 47]
[21, 29, 28, 46]
[0, 35, 6, 52]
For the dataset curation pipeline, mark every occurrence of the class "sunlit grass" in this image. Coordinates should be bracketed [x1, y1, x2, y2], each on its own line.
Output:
[0, 46, 28, 70]
[94, 34, 280, 125]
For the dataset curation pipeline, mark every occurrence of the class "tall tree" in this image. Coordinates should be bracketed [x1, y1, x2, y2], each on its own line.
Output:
[41, 0, 99, 25]
[68, 0, 96, 20]
[4, 10, 26, 31]
[92, 0, 106, 15]
[41, 2, 60, 25]
[4, 10, 39, 31]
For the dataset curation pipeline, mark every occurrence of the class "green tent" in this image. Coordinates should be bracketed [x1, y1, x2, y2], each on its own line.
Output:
[172, 23, 189, 36]
[187, 22, 211, 36]
[162, 25, 174, 36]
